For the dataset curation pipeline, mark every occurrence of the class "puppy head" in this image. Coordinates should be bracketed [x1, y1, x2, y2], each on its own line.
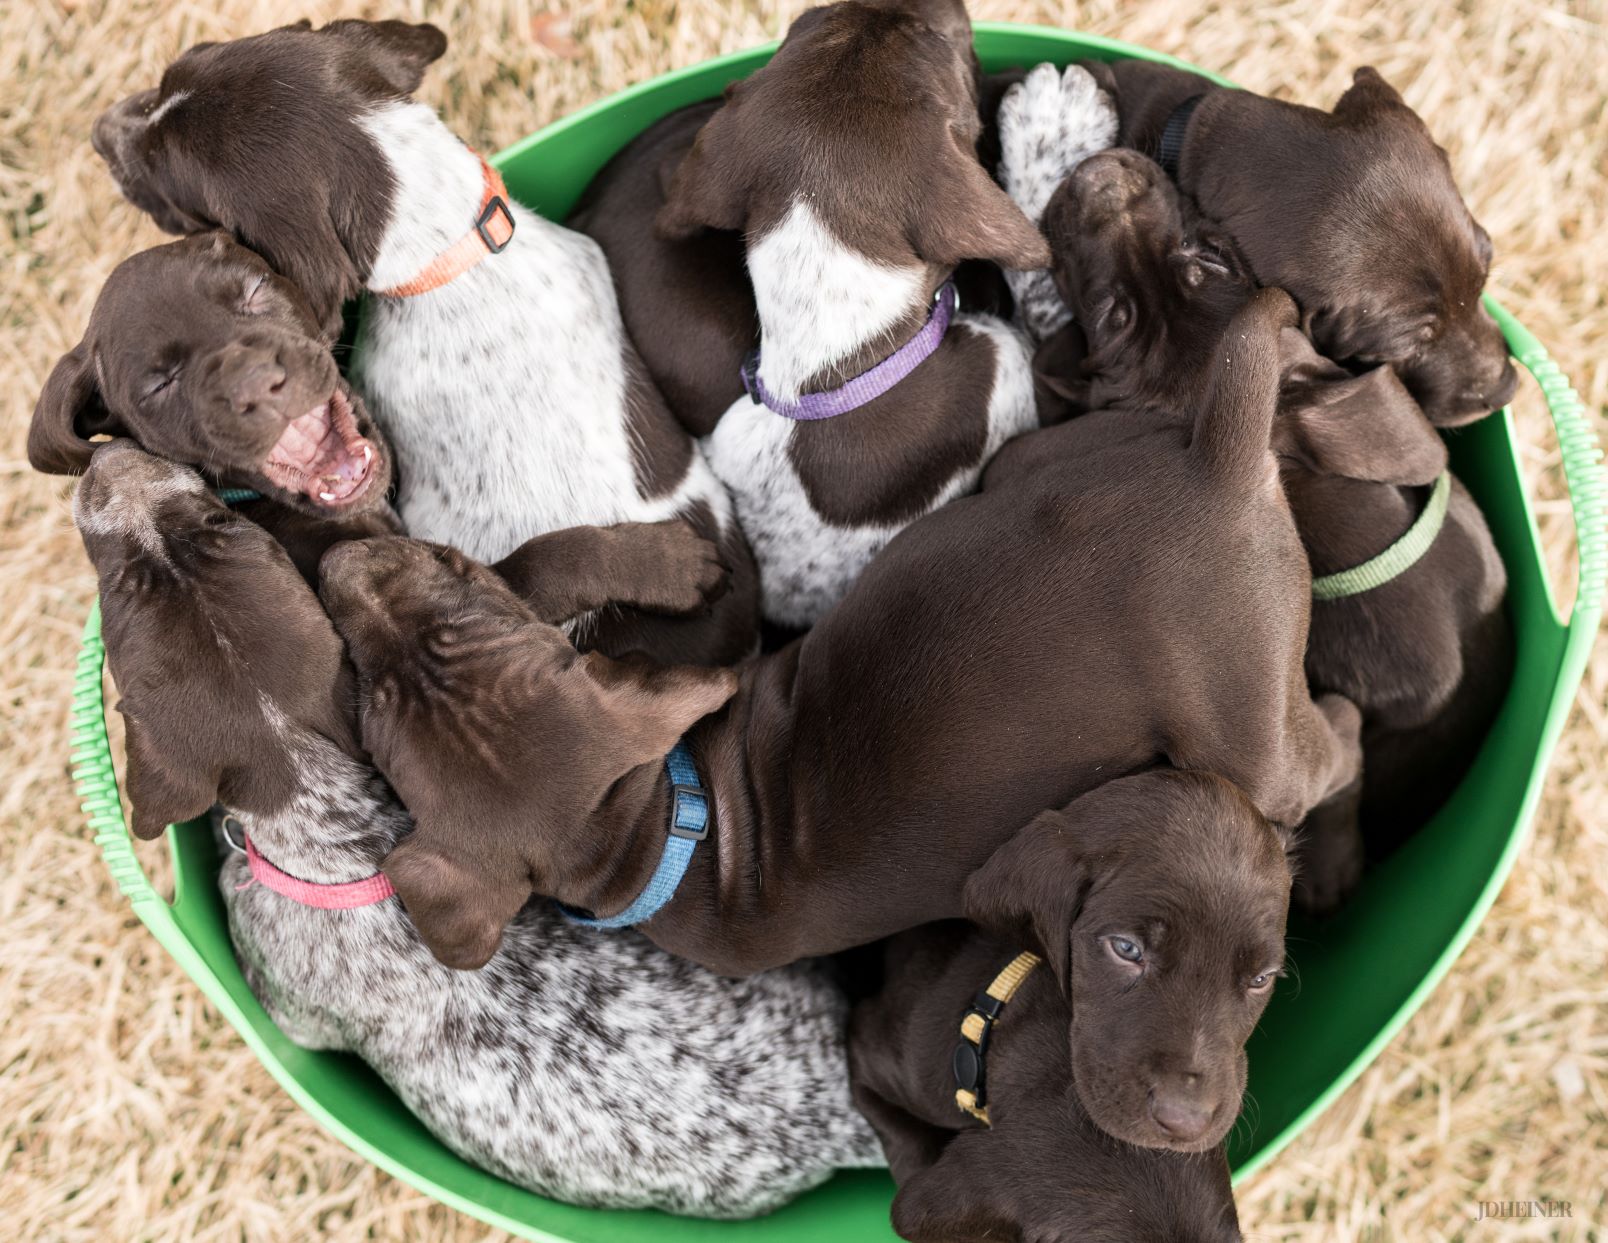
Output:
[32, 234, 391, 517]
[1207, 68, 1516, 426]
[92, 19, 447, 329]
[1038, 149, 1254, 415]
[75, 441, 358, 841]
[1274, 327, 1447, 487]
[317, 537, 739, 970]
[658, 0, 1047, 272]
[965, 771, 1291, 1153]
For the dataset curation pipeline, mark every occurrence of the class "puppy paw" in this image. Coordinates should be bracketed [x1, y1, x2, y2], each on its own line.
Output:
[635, 519, 732, 614]
[1292, 819, 1365, 916]
[998, 63, 1119, 225]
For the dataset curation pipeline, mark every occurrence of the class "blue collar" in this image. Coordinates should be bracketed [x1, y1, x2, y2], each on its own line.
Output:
[561, 740, 709, 929]
[218, 487, 262, 506]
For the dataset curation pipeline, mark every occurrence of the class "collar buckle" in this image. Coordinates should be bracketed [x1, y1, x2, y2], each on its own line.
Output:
[476, 195, 515, 255]
[668, 784, 710, 841]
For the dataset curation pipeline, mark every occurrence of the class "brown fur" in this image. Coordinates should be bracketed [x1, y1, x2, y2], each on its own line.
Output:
[1078, 59, 1518, 425]
[851, 920, 1245, 1239]
[1034, 148, 1511, 911]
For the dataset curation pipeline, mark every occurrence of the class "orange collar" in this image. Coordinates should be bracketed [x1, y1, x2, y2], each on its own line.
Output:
[374, 154, 516, 298]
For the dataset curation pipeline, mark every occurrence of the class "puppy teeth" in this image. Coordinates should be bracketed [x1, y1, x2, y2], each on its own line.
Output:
[320, 490, 337, 502]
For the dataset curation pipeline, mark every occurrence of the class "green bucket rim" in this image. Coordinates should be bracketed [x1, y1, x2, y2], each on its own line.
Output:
[67, 21, 1605, 1238]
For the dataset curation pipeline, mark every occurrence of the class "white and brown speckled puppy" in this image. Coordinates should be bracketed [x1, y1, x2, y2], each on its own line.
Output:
[73, 441, 880, 1217]
[92, 18, 758, 667]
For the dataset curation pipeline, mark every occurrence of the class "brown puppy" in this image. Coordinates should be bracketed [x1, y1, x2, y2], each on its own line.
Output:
[1078, 59, 1517, 425]
[1034, 148, 1511, 909]
[32, 233, 393, 519]
[851, 919, 1245, 1237]
[318, 288, 1358, 1149]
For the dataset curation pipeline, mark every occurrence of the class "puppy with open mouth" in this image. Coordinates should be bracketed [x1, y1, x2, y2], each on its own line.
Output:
[31, 231, 396, 542]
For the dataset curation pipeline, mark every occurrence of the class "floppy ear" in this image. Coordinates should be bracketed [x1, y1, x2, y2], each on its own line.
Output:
[1280, 331, 1446, 485]
[963, 807, 1096, 994]
[384, 833, 532, 971]
[582, 653, 740, 768]
[656, 97, 751, 239]
[319, 19, 447, 95]
[232, 195, 364, 337]
[914, 129, 1051, 270]
[1333, 66, 1411, 121]
[120, 711, 221, 840]
[30, 345, 124, 475]
[1031, 321, 1091, 423]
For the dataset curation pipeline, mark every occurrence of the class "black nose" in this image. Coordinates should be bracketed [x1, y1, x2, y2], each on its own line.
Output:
[217, 347, 287, 417]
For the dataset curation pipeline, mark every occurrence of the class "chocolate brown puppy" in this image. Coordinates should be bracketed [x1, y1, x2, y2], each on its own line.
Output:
[1033, 148, 1510, 909]
[851, 918, 1245, 1237]
[32, 233, 392, 515]
[1078, 59, 1517, 425]
[319, 287, 1358, 1148]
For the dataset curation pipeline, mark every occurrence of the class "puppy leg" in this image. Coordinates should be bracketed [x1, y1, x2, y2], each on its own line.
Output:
[492, 519, 731, 625]
[1291, 773, 1365, 915]
[996, 63, 1119, 342]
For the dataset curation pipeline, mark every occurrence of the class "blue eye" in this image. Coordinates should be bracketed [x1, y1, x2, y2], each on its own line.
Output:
[1107, 936, 1144, 964]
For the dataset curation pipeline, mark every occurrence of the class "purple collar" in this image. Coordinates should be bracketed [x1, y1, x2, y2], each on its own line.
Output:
[740, 281, 959, 421]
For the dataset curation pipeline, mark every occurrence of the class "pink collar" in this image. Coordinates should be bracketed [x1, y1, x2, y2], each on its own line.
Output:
[235, 831, 396, 910]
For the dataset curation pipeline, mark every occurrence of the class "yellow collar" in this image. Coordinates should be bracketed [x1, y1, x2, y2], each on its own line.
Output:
[952, 951, 1041, 1125]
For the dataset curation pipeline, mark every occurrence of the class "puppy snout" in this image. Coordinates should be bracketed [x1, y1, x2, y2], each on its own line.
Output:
[1147, 1085, 1216, 1144]
[91, 89, 156, 165]
[215, 346, 288, 418]
[1071, 151, 1161, 221]
[1479, 357, 1519, 410]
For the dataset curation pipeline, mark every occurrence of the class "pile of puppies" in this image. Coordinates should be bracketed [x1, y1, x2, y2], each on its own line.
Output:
[35, 4, 1517, 1237]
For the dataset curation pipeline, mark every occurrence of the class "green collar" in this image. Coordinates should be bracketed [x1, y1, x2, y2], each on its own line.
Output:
[1311, 472, 1452, 601]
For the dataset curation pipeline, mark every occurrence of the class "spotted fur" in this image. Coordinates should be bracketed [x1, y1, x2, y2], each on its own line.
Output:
[351, 101, 734, 565]
[217, 718, 882, 1217]
[997, 64, 1120, 342]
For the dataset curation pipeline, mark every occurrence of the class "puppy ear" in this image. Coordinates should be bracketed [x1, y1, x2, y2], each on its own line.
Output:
[30, 345, 124, 475]
[233, 197, 364, 337]
[916, 129, 1051, 270]
[963, 806, 1095, 994]
[582, 653, 740, 767]
[120, 711, 221, 840]
[1192, 287, 1298, 483]
[656, 101, 750, 239]
[319, 20, 447, 95]
[1333, 66, 1411, 121]
[384, 834, 531, 971]
[1031, 321, 1091, 422]
[1279, 330, 1446, 485]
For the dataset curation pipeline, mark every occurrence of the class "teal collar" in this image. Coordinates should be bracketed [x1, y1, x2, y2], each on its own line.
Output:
[1312, 472, 1451, 601]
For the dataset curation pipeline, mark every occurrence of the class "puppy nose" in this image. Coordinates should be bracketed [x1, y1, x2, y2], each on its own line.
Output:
[1149, 1089, 1215, 1143]
[219, 349, 287, 417]
[1484, 359, 1518, 410]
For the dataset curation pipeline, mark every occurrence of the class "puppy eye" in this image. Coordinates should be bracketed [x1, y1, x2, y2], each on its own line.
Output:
[1105, 935, 1144, 964]
[242, 276, 270, 314]
[1247, 970, 1279, 993]
[144, 369, 179, 399]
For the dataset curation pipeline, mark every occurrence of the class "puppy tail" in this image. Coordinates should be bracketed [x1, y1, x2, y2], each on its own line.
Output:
[1191, 288, 1298, 486]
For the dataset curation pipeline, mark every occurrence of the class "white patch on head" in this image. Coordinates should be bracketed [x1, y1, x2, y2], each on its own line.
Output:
[72, 467, 205, 559]
[352, 101, 733, 567]
[746, 199, 926, 402]
[703, 313, 1037, 627]
[997, 63, 1119, 342]
[146, 89, 192, 128]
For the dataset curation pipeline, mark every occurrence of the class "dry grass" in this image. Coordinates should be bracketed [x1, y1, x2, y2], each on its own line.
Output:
[1, 0, 1603, 1239]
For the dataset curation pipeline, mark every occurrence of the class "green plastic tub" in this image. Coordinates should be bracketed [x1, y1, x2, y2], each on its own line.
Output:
[70, 25, 1604, 1242]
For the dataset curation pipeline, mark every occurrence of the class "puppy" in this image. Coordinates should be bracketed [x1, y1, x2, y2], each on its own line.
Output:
[318, 287, 1359, 1151]
[73, 441, 881, 1216]
[92, 18, 758, 665]
[1025, 148, 1511, 910]
[602, 0, 1053, 627]
[851, 921, 1244, 1239]
[1080, 58, 1517, 425]
[31, 232, 399, 581]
